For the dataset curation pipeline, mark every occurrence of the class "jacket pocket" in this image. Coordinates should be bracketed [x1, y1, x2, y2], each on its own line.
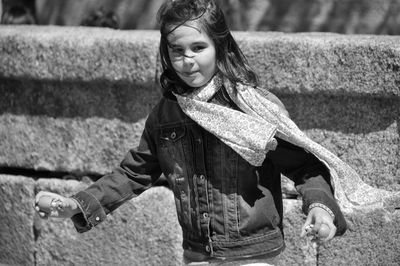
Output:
[159, 125, 188, 160]
[158, 125, 191, 225]
[160, 126, 186, 143]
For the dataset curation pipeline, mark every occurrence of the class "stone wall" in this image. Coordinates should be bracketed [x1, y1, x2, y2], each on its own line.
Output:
[0, 26, 399, 265]
[2, 0, 400, 34]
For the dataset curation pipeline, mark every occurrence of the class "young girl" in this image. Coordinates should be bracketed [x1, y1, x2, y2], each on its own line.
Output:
[35, 0, 349, 265]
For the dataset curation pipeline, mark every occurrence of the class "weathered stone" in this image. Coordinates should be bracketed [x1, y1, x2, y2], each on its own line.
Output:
[0, 175, 35, 266]
[0, 28, 399, 181]
[0, 114, 146, 174]
[1, 27, 399, 97]
[35, 178, 182, 266]
[318, 209, 400, 265]
[0, 27, 159, 82]
[0, 26, 399, 265]
[235, 32, 400, 97]
[280, 199, 317, 266]
[278, 94, 400, 192]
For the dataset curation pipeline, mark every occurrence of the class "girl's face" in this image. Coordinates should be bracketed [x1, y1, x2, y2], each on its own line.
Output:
[166, 22, 217, 88]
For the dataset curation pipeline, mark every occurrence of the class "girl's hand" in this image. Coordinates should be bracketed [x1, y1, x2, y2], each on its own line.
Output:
[34, 191, 81, 219]
[300, 206, 337, 242]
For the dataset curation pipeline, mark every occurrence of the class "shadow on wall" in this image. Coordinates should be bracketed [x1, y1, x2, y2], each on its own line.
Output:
[278, 94, 400, 134]
[1, 0, 400, 34]
[0, 78, 162, 123]
[0, 77, 398, 135]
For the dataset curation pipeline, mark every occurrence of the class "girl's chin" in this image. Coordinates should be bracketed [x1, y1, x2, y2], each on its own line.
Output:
[181, 76, 213, 88]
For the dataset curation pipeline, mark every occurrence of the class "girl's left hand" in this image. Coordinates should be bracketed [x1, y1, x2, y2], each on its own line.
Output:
[300, 206, 337, 242]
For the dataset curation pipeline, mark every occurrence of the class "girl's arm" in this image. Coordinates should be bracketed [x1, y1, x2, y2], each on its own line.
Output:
[35, 115, 163, 233]
[266, 137, 347, 238]
[69, 124, 162, 233]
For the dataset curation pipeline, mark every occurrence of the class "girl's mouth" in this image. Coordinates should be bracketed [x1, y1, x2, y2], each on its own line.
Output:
[182, 71, 198, 77]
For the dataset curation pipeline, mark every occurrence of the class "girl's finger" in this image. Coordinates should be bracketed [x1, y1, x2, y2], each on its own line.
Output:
[316, 223, 331, 240]
[35, 191, 45, 204]
[323, 223, 337, 242]
[300, 215, 313, 237]
[312, 221, 322, 235]
[38, 211, 48, 219]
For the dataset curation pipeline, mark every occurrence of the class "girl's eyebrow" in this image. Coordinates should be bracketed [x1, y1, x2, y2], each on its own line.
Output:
[168, 41, 208, 49]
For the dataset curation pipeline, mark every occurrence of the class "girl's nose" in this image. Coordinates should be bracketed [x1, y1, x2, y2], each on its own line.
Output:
[182, 54, 195, 64]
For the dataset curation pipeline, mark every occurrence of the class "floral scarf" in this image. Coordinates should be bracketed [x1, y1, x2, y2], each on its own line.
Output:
[174, 74, 400, 213]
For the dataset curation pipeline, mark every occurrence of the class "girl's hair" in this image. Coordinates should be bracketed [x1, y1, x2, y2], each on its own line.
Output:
[157, 0, 258, 94]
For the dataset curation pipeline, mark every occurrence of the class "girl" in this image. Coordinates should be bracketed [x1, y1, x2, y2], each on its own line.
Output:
[35, 0, 348, 265]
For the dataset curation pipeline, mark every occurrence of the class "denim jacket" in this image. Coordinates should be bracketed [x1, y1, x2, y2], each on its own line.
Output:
[71, 90, 347, 260]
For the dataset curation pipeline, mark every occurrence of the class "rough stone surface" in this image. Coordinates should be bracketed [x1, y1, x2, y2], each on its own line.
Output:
[0, 27, 399, 97]
[0, 114, 146, 174]
[0, 78, 161, 123]
[279, 200, 317, 266]
[34, 178, 182, 266]
[0, 26, 399, 265]
[318, 209, 400, 266]
[278, 94, 400, 192]
[0, 27, 399, 181]
[235, 32, 400, 97]
[1, 175, 398, 265]
[0, 175, 35, 266]
[0, 27, 159, 83]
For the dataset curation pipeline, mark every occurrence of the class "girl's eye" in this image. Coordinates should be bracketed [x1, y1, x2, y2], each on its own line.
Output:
[192, 46, 205, 52]
[171, 48, 183, 54]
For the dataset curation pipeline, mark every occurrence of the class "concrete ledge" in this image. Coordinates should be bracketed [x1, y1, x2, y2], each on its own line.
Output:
[1, 175, 398, 265]
[34, 178, 183, 266]
[279, 94, 400, 192]
[0, 174, 309, 265]
[0, 27, 159, 83]
[0, 26, 399, 265]
[0, 114, 147, 174]
[1, 95, 398, 191]
[237, 31, 400, 97]
[0, 26, 399, 96]
[319, 209, 400, 265]
[0, 175, 35, 266]
[0, 26, 398, 191]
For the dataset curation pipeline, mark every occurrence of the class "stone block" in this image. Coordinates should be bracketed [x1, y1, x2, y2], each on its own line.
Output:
[235, 32, 400, 97]
[278, 94, 400, 192]
[280, 199, 316, 266]
[318, 209, 400, 265]
[0, 27, 159, 83]
[0, 113, 147, 174]
[0, 175, 35, 266]
[34, 178, 182, 266]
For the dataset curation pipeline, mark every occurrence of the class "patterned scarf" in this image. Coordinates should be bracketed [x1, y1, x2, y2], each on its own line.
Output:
[174, 74, 400, 213]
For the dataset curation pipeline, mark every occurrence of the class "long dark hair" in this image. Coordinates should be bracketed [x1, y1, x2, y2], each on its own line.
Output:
[157, 0, 258, 94]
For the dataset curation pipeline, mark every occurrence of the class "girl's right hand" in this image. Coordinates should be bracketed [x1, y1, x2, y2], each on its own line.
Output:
[34, 191, 81, 219]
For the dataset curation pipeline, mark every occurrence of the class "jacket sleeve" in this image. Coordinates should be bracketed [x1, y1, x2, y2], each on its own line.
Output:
[266, 137, 347, 236]
[70, 118, 162, 233]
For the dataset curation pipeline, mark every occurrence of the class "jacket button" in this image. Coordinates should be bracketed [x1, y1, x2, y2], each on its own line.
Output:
[205, 245, 211, 252]
[203, 213, 209, 219]
[95, 217, 100, 221]
[199, 175, 205, 180]
[170, 132, 176, 139]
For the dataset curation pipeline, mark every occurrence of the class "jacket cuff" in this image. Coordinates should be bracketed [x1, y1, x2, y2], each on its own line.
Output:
[301, 188, 347, 236]
[69, 191, 107, 233]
